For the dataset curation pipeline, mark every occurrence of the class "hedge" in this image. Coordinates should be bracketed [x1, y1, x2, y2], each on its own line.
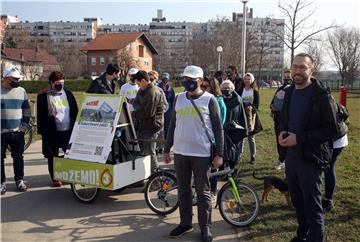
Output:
[20, 79, 92, 93]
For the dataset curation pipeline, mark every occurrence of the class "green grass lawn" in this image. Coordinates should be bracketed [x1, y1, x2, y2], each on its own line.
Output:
[28, 88, 360, 241]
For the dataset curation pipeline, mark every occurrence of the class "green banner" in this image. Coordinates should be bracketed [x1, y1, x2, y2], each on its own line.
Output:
[54, 157, 114, 189]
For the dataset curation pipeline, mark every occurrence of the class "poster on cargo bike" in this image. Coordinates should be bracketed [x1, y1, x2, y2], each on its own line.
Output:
[64, 94, 123, 164]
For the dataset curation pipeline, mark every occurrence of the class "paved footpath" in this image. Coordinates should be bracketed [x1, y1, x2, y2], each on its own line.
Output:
[1, 140, 246, 242]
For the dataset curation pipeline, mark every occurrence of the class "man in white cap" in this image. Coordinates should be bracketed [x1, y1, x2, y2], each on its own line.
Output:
[1, 67, 30, 194]
[119, 67, 139, 112]
[164, 65, 224, 242]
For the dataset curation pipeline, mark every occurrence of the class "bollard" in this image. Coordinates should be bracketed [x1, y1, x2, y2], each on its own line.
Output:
[339, 85, 347, 107]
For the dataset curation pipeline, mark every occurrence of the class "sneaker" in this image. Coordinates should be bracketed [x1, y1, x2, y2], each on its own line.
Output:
[53, 180, 62, 187]
[201, 229, 213, 242]
[16, 179, 27, 192]
[274, 161, 286, 170]
[1, 183, 6, 195]
[169, 225, 193, 238]
[250, 156, 256, 164]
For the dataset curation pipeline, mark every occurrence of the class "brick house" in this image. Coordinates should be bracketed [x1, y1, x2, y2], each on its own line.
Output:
[1, 47, 60, 80]
[80, 32, 158, 77]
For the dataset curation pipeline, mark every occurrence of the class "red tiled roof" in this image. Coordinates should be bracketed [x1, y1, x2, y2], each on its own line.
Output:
[81, 32, 143, 51]
[2, 48, 59, 65]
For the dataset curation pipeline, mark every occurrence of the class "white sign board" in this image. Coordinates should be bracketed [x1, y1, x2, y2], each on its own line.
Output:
[64, 94, 124, 164]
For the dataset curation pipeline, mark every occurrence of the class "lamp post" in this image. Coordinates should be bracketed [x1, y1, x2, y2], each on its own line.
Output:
[240, 0, 249, 78]
[216, 45, 223, 71]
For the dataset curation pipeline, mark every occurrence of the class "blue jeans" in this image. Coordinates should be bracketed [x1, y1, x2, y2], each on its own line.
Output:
[1, 132, 25, 183]
[324, 147, 343, 200]
[239, 135, 256, 158]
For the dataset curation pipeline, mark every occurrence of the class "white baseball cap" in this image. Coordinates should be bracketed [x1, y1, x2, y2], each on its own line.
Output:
[128, 68, 139, 75]
[3, 67, 23, 79]
[181, 65, 203, 79]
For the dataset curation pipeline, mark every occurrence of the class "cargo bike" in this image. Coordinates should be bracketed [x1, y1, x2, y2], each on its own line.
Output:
[54, 94, 151, 203]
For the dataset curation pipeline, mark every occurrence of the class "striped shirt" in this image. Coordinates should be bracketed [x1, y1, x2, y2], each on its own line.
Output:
[1, 86, 31, 133]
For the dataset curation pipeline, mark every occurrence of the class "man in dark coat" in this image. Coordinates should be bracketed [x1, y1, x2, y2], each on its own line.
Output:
[132, 70, 167, 173]
[279, 53, 337, 242]
[37, 71, 78, 187]
[86, 64, 119, 94]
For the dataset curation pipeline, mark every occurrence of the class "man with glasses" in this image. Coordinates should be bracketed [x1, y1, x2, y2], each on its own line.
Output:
[1, 67, 30, 194]
[278, 53, 337, 242]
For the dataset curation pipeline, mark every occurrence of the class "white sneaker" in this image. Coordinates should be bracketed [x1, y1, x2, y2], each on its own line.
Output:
[1, 182, 6, 195]
[274, 161, 285, 170]
[16, 179, 27, 192]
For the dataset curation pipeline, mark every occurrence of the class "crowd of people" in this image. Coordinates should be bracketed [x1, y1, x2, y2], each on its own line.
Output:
[0, 52, 349, 242]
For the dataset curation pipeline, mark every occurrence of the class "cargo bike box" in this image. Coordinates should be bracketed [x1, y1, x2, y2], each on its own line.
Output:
[54, 94, 151, 203]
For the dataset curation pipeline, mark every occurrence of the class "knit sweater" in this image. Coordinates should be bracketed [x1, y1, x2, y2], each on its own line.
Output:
[1, 86, 30, 133]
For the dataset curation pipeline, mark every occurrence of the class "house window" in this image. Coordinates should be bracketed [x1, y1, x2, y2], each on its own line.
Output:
[91, 72, 97, 76]
[100, 57, 105, 65]
[91, 57, 96, 65]
[138, 45, 144, 57]
[144, 60, 149, 66]
[109, 57, 114, 64]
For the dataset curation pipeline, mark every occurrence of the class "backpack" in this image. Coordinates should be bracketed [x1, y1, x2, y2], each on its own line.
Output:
[334, 103, 349, 140]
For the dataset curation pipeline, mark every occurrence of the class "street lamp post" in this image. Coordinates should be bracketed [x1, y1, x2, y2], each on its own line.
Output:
[240, 0, 249, 78]
[216, 45, 223, 71]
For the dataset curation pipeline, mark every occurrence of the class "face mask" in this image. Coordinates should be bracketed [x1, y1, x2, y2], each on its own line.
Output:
[54, 83, 64, 91]
[222, 90, 233, 98]
[226, 71, 232, 79]
[184, 79, 198, 92]
[9, 81, 20, 88]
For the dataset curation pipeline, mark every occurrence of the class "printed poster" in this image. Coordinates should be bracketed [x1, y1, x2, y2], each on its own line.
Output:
[64, 94, 124, 163]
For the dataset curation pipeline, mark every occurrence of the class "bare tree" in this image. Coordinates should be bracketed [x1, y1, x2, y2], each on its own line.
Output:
[278, 0, 336, 64]
[115, 47, 140, 81]
[328, 27, 360, 86]
[303, 40, 325, 75]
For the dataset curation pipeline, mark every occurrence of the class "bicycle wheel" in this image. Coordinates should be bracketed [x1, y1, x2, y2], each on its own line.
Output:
[218, 181, 260, 227]
[144, 171, 178, 215]
[23, 126, 33, 151]
[71, 183, 100, 203]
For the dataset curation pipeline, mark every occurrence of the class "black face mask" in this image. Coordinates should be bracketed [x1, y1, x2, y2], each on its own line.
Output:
[222, 90, 233, 98]
[226, 71, 232, 79]
[54, 83, 64, 91]
[9, 81, 20, 88]
[184, 79, 198, 92]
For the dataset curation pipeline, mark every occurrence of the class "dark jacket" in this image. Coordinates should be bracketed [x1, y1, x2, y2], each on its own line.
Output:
[223, 92, 248, 162]
[86, 73, 116, 94]
[237, 88, 262, 135]
[133, 84, 167, 133]
[279, 78, 338, 168]
[37, 89, 78, 157]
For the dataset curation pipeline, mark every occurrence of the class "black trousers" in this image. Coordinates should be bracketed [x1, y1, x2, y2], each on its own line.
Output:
[286, 155, 324, 242]
[274, 112, 287, 162]
[44, 130, 72, 180]
[1, 132, 25, 183]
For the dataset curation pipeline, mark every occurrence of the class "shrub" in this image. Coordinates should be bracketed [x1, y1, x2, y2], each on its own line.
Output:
[21, 79, 92, 93]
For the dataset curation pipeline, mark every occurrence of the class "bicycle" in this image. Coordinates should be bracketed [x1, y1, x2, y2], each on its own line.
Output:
[144, 166, 260, 227]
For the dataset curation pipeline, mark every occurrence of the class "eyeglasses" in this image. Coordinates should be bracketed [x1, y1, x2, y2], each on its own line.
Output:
[291, 64, 310, 71]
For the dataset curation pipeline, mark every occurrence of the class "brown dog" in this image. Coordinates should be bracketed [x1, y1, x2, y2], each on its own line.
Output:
[253, 172, 292, 207]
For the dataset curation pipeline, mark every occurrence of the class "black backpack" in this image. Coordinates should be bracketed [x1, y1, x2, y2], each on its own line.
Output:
[334, 103, 349, 140]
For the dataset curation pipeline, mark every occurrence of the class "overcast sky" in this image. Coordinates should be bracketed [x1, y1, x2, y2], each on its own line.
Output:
[2, 0, 360, 28]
